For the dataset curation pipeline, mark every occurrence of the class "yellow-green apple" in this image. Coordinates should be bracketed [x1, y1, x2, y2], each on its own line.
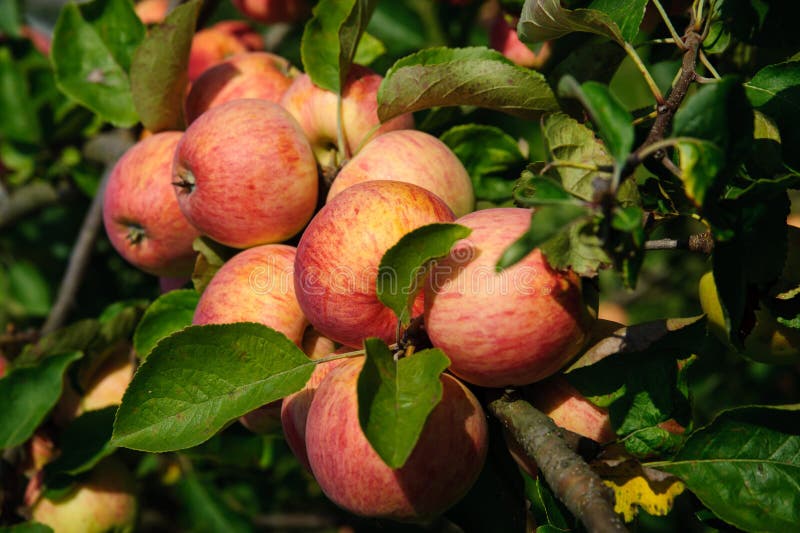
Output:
[134, 0, 168, 24]
[184, 52, 294, 124]
[301, 326, 337, 359]
[489, 14, 551, 69]
[172, 99, 318, 248]
[305, 357, 488, 521]
[31, 456, 138, 533]
[328, 130, 475, 217]
[193, 244, 308, 343]
[424, 208, 593, 387]
[232, 0, 309, 24]
[294, 181, 454, 348]
[188, 21, 265, 82]
[103, 131, 201, 277]
[700, 270, 800, 364]
[279, 65, 414, 163]
[280, 347, 349, 469]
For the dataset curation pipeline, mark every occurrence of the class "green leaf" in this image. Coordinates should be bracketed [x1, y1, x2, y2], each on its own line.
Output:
[51, 0, 141, 126]
[539, 217, 611, 277]
[541, 112, 613, 202]
[658, 405, 800, 531]
[7, 260, 51, 317]
[497, 206, 587, 270]
[43, 407, 117, 480]
[622, 426, 685, 458]
[674, 139, 725, 207]
[0, 351, 83, 449]
[301, 0, 377, 94]
[0, 47, 41, 143]
[18, 320, 100, 365]
[712, 0, 800, 49]
[378, 47, 559, 122]
[526, 475, 573, 531]
[191, 236, 238, 294]
[358, 338, 450, 468]
[0, 0, 21, 37]
[133, 289, 199, 360]
[565, 317, 703, 439]
[558, 77, 634, 167]
[112, 324, 313, 452]
[353, 31, 385, 66]
[76, 0, 145, 71]
[440, 124, 526, 202]
[173, 469, 251, 533]
[587, 0, 649, 44]
[745, 61, 800, 169]
[518, 0, 625, 46]
[130, 0, 200, 132]
[0, 524, 54, 533]
[377, 223, 471, 327]
[513, 171, 584, 207]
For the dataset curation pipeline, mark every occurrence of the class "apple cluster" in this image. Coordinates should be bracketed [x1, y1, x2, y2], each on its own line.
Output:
[94, 2, 602, 523]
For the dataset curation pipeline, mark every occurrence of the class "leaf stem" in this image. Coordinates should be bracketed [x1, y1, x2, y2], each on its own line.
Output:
[632, 109, 659, 125]
[650, 0, 686, 49]
[698, 50, 721, 79]
[623, 43, 665, 105]
[314, 349, 366, 364]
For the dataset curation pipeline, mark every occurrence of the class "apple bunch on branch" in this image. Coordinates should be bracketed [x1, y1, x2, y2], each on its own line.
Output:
[1, 0, 800, 532]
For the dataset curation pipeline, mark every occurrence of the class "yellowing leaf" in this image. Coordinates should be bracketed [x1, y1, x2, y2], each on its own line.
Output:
[593, 455, 685, 522]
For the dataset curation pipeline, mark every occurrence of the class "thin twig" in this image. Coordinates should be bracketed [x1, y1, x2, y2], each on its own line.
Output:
[623, 43, 665, 105]
[489, 391, 627, 533]
[698, 49, 722, 79]
[0, 182, 65, 229]
[644, 232, 713, 253]
[650, 0, 686, 49]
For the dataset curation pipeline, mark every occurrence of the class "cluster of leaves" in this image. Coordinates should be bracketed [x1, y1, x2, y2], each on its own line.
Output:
[2, 0, 800, 531]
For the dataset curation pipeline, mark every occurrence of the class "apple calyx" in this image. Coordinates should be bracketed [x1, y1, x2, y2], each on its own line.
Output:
[172, 167, 196, 194]
[125, 224, 146, 245]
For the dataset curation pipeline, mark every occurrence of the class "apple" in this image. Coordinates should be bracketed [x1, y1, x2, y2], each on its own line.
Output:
[699, 271, 800, 364]
[103, 131, 201, 278]
[31, 456, 137, 533]
[489, 14, 551, 69]
[294, 180, 455, 348]
[305, 357, 488, 521]
[279, 65, 415, 164]
[21, 25, 52, 56]
[280, 348, 349, 469]
[159, 276, 189, 293]
[134, 0, 168, 24]
[424, 208, 593, 387]
[188, 21, 265, 82]
[0, 354, 7, 378]
[301, 326, 337, 359]
[193, 244, 308, 345]
[173, 99, 318, 248]
[232, 0, 309, 24]
[597, 301, 629, 325]
[328, 130, 475, 217]
[184, 52, 294, 124]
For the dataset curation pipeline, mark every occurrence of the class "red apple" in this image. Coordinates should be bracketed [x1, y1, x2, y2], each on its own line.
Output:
[31, 456, 138, 533]
[173, 99, 318, 248]
[0, 355, 7, 378]
[188, 21, 265, 82]
[134, 0, 168, 24]
[424, 208, 593, 387]
[193, 244, 308, 345]
[328, 130, 475, 217]
[232, 0, 309, 24]
[294, 181, 454, 348]
[489, 14, 551, 69]
[280, 65, 414, 163]
[280, 348, 349, 469]
[305, 357, 488, 521]
[103, 131, 201, 277]
[185, 51, 294, 124]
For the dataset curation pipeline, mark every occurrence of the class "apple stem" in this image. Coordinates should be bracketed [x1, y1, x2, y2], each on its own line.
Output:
[488, 390, 627, 533]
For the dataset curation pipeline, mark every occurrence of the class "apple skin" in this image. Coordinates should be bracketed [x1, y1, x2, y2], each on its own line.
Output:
[0, 354, 7, 378]
[31, 456, 138, 533]
[185, 52, 294, 124]
[194, 244, 308, 342]
[294, 181, 455, 348]
[103, 131, 201, 278]
[489, 14, 551, 69]
[173, 99, 318, 248]
[280, 348, 349, 469]
[232, 0, 309, 24]
[134, 0, 168, 24]
[280, 65, 414, 162]
[328, 130, 475, 217]
[700, 271, 800, 364]
[305, 357, 488, 521]
[424, 208, 593, 387]
[188, 21, 264, 82]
